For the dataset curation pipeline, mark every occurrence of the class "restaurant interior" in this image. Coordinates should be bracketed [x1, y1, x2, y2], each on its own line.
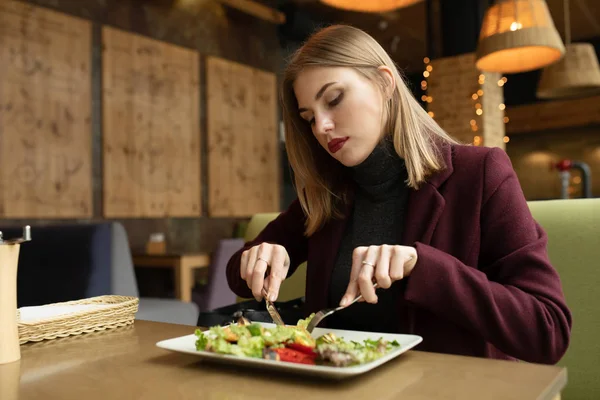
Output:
[0, 0, 598, 399]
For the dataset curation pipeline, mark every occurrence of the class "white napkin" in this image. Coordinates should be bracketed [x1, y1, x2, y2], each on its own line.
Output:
[18, 304, 112, 322]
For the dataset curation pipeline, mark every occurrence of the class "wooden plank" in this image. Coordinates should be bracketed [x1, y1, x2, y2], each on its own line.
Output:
[0, 1, 92, 218]
[217, 0, 286, 24]
[102, 26, 201, 218]
[253, 68, 279, 212]
[206, 57, 230, 215]
[505, 95, 600, 134]
[206, 57, 279, 217]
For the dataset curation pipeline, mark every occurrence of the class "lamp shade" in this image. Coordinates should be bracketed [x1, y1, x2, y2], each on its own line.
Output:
[536, 43, 600, 99]
[319, 0, 423, 13]
[476, 0, 565, 73]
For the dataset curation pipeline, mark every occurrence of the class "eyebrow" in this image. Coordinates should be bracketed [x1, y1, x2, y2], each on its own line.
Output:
[298, 81, 337, 113]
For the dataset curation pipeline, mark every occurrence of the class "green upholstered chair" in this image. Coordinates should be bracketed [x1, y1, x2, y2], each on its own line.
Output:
[528, 198, 600, 400]
[237, 213, 307, 302]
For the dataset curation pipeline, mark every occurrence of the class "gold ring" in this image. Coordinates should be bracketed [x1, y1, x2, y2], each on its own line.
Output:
[257, 257, 269, 265]
[361, 261, 375, 268]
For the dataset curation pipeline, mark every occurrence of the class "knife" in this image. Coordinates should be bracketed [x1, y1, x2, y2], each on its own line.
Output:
[262, 288, 285, 326]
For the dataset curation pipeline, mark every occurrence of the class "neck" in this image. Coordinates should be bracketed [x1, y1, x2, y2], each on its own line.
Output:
[351, 137, 406, 189]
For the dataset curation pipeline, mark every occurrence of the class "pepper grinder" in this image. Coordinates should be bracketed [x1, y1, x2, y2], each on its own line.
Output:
[0, 226, 31, 365]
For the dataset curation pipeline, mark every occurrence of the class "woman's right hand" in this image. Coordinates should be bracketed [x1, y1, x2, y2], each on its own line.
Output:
[240, 243, 290, 302]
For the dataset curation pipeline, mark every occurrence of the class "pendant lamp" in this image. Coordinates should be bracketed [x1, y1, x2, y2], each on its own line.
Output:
[476, 0, 565, 74]
[536, 0, 600, 99]
[318, 0, 423, 13]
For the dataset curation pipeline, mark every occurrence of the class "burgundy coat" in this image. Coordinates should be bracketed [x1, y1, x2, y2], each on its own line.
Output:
[226, 143, 572, 365]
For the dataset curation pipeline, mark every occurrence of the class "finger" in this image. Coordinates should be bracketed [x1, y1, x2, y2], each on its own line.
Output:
[358, 262, 377, 303]
[358, 246, 380, 303]
[245, 246, 260, 288]
[266, 245, 288, 302]
[349, 246, 368, 283]
[340, 246, 368, 306]
[389, 246, 406, 281]
[240, 250, 249, 280]
[251, 244, 272, 300]
[251, 257, 269, 301]
[404, 247, 418, 276]
[256, 243, 273, 272]
[375, 245, 392, 288]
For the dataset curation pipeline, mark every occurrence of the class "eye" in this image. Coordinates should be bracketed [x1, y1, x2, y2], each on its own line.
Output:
[328, 92, 344, 107]
[309, 117, 315, 125]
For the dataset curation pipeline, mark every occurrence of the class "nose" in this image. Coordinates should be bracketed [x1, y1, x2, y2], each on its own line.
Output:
[314, 114, 334, 137]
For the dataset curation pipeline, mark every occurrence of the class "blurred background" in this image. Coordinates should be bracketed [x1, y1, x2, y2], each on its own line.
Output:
[1, 0, 598, 309]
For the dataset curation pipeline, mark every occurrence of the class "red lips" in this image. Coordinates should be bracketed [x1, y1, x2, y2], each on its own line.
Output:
[328, 137, 349, 153]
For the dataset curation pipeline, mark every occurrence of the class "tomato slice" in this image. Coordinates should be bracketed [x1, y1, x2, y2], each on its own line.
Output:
[274, 348, 316, 365]
[286, 343, 317, 356]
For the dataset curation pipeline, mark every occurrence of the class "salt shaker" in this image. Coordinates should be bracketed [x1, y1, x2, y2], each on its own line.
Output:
[0, 226, 31, 365]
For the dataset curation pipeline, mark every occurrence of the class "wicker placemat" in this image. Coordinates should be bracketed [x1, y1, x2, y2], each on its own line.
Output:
[17, 295, 139, 344]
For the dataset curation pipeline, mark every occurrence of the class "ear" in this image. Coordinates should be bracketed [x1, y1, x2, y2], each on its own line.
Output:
[377, 66, 395, 99]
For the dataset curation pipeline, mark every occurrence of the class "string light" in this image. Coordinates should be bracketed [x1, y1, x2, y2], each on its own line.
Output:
[421, 57, 510, 146]
[471, 74, 510, 146]
[422, 56, 433, 118]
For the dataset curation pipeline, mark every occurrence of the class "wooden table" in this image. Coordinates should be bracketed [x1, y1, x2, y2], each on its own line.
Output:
[132, 253, 210, 302]
[1, 321, 566, 400]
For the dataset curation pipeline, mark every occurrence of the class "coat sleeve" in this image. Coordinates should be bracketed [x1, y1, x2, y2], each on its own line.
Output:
[226, 199, 309, 299]
[404, 147, 572, 365]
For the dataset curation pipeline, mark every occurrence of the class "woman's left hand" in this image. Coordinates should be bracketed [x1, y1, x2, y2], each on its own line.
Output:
[340, 245, 418, 306]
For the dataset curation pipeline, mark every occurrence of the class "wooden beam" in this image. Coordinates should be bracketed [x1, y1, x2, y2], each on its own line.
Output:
[505, 95, 600, 134]
[217, 0, 285, 24]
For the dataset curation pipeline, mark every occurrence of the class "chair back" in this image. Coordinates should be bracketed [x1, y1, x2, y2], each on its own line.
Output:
[1, 223, 117, 307]
[199, 238, 244, 311]
[528, 198, 600, 400]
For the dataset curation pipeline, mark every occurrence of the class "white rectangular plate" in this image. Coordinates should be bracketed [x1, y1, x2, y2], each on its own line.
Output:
[156, 323, 423, 379]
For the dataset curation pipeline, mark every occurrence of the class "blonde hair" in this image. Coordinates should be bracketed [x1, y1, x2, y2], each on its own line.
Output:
[282, 24, 457, 236]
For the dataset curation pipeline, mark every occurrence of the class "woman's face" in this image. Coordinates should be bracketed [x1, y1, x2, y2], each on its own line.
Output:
[293, 66, 392, 167]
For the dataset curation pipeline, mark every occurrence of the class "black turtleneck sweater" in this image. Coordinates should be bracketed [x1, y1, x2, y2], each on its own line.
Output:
[327, 138, 409, 333]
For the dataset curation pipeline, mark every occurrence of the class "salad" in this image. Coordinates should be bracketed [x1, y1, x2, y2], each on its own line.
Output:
[194, 313, 400, 367]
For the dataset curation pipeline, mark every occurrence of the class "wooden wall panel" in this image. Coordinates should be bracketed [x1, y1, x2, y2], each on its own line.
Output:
[102, 27, 201, 218]
[0, 1, 92, 218]
[206, 57, 279, 217]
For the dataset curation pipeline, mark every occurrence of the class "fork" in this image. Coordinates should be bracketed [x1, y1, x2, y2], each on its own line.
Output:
[306, 282, 379, 333]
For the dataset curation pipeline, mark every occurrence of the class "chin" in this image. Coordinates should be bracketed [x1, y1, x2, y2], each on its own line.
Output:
[339, 158, 361, 167]
[336, 150, 369, 167]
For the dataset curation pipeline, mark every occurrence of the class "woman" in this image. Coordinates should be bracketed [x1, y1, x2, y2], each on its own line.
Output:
[225, 25, 571, 364]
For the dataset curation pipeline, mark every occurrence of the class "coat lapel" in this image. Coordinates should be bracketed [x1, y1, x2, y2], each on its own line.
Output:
[402, 185, 445, 246]
[402, 143, 454, 246]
